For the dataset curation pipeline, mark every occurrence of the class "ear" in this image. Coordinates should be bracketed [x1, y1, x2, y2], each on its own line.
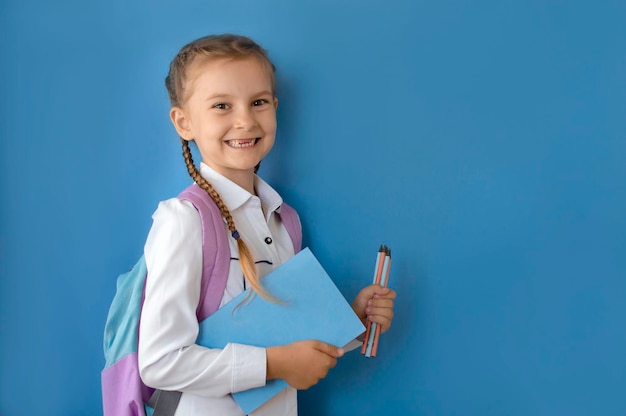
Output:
[169, 106, 194, 141]
[273, 97, 279, 109]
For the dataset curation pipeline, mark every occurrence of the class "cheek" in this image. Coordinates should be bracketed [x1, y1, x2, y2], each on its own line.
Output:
[200, 120, 231, 141]
[266, 121, 278, 138]
[261, 131, 276, 155]
[267, 122, 277, 135]
[260, 111, 277, 132]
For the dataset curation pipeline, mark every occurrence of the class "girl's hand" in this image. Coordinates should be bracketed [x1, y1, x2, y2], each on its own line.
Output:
[352, 285, 396, 334]
[266, 340, 344, 389]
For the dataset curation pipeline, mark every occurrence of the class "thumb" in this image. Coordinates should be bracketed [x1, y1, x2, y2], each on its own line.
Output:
[314, 341, 344, 358]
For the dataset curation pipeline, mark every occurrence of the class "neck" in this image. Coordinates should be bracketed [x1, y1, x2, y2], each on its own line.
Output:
[236, 174, 256, 195]
[224, 169, 257, 195]
[201, 162, 257, 195]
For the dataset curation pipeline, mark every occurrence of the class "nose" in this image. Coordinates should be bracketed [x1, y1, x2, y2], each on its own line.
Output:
[234, 107, 257, 131]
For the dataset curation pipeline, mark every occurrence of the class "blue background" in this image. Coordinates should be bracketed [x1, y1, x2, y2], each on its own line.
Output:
[1, 1, 625, 415]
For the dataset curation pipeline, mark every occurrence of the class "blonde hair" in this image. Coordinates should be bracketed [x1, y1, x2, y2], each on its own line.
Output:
[166, 34, 277, 301]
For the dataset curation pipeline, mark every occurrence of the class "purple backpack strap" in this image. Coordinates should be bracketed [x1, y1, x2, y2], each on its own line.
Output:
[278, 203, 302, 254]
[178, 184, 231, 322]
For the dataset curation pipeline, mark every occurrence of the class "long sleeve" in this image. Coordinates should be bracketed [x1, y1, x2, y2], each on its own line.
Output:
[138, 198, 267, 397]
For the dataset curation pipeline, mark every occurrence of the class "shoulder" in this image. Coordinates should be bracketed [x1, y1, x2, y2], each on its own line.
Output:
[145, 197, 202, 260]
[151, 197, 200, 227]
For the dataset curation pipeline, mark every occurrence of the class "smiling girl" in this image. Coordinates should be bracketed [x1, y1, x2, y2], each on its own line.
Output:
[137, 34, 396, 416]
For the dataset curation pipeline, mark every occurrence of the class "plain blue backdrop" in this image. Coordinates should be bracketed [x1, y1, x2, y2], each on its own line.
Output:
[1, 0, 625, 415]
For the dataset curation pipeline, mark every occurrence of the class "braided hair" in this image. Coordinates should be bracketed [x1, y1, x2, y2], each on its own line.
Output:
[166, 34, 277, 301]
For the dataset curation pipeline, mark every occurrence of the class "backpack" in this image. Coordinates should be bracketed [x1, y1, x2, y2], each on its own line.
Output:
[101, 183, 302, 416]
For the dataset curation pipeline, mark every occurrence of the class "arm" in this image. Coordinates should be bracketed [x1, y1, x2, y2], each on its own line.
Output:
[138, 198, 266, 397]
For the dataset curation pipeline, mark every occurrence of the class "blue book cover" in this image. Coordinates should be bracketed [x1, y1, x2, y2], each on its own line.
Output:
[196, 247, 365, 414]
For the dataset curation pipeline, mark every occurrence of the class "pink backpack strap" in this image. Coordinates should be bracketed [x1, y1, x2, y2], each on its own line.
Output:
[278, 203, 302, 254]
[178, 184, 231, 322]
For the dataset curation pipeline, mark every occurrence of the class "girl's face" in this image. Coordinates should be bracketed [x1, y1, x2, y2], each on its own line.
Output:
[170, 57, 277, 189]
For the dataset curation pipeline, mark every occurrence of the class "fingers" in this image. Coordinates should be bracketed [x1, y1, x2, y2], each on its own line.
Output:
[312, 342, 340, 374]
[367, 292, 395, 314]
[268, 341, 344, 390]
[367, 313, 393, 333]
[352, 285, 396, 321]
[364, 289, 396, 333]
[312, 341, 344, 358]
[374, 286, 397, 299]
[297, 341, 340, 388]
[356, 284, 393, 302]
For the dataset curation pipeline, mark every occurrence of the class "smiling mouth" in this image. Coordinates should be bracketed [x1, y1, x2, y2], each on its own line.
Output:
[226, 138, 260, 148]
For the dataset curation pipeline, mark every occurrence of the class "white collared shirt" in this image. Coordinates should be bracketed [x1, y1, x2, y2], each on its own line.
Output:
[139, 163, 298, 416]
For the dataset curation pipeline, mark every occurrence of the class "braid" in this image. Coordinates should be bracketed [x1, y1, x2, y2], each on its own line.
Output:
[169, 35, 279, 303]
[181, 139, 236, 231]
[181, 139, 277, 302]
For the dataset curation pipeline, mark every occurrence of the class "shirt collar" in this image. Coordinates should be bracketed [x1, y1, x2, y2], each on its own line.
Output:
[199, 163, 284, 220]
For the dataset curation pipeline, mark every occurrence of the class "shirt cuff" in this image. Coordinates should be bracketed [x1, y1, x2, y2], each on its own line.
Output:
[231, 343, 267, 393]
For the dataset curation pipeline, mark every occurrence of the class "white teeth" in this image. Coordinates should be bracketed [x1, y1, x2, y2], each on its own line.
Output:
[228, 139, 258, 148]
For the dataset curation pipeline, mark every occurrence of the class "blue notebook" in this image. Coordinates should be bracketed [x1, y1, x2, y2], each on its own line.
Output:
[196, 248, 365, 414]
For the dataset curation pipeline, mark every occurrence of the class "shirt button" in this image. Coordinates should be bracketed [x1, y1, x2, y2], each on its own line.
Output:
[264, 237, 273, 245]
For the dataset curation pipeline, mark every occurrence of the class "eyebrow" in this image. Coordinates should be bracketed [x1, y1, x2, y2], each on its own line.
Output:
[205, 90, 274, 101]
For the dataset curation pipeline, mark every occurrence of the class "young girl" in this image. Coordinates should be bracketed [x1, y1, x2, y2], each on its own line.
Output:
[138, 34, 396, 416]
